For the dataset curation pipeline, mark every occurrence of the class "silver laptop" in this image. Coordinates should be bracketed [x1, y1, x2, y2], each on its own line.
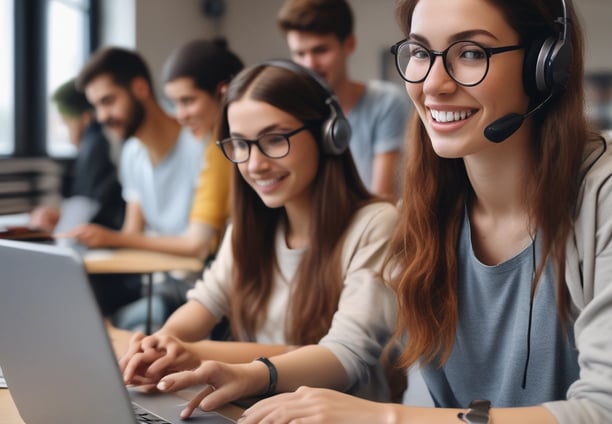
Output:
[0, 239, 236, 424]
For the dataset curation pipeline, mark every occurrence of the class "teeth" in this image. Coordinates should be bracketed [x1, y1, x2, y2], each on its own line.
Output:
[255, 177, 280, 187]
[431, 109, 473, 123]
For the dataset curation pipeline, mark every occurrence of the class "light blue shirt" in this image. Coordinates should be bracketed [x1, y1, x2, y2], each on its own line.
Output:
[347, 80, 412, 189]
[120, 128, 204, 235]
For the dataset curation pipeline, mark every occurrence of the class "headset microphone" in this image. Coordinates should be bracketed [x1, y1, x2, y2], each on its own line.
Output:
[484, 92, 553, 143]
[485, 0, 570, 144]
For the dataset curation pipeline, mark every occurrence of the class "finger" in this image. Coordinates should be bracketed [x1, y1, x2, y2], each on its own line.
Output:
[144, 352, 179, 378]
[179, 385, 215, 419]
[123, 351, 162, 384]
[157, 369, 207, 392]
[118, 332, 147, 371]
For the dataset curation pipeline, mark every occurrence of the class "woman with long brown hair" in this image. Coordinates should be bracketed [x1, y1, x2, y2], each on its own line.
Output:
[119, 59, 398, 402]
[156, 0, 612, 422]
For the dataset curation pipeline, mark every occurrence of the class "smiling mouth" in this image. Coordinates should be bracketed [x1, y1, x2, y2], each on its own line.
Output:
[430, 109, 474, 123]
[254, 176, 284, 187]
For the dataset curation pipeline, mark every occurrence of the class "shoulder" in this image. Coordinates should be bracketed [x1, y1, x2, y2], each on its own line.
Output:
[347, 201, 399, 237]
[365, 80, 408, 101]
[361, 80, 412, 114]
[567, 134, 612, 304]
[577, 135, 612, 204]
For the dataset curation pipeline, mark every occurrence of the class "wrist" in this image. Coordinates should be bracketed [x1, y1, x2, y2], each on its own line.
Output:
[458, 399, 491, 424]
[253, 357, 277, 397]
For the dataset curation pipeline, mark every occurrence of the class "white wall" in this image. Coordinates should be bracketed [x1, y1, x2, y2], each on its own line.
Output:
[101, 0, 404, 91]
[101, 0, 612, 89]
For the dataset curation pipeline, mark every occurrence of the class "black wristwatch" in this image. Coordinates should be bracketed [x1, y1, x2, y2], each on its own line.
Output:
[457, 399, 491, 424]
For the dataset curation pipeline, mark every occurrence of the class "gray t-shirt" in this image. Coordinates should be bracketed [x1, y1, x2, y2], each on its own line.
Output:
[422, 211, 579, 408]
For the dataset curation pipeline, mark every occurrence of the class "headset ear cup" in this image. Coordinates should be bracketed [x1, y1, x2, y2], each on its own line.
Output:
[321, 108, 351, 155]
[523, 36, 550, 97]
[523, 35, 571, 98]
[259, 58, 351, 155]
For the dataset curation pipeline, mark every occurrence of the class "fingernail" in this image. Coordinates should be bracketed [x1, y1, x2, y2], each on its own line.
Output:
[157, 381, 168, 391]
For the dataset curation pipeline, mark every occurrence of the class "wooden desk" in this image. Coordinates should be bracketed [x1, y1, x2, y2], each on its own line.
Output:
[0, 324, 243, 423]
[84, 248, 203, 334]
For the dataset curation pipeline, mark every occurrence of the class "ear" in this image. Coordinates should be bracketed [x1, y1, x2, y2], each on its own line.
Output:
[215, 82, 228, 100]
[129, 76, 151, 100]
[80, 110, 93, 127]
[341, 34, 356, 55]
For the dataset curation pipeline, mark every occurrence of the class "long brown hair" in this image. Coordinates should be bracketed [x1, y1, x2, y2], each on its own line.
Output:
[219, 64, 376, 345]
[387, 0, 590, 368]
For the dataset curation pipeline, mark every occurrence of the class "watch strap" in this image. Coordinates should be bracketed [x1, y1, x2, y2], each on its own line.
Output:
[457, 399, 491, 424]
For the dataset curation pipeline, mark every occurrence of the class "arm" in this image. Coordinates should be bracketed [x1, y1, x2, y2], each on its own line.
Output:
[62, 206, 217, 259]
[29, 206, 60, 231]
[237, 391, 556, 424]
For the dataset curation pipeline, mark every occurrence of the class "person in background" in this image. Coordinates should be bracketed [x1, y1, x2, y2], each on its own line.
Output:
[70, 46, 205, 259]
[277, 0, 412, 200]
[30, 77, 141, 318]
[124, 38, 243, 320]
[154, 0, 612, 423]
[30, 77, 124, 233]
[69, 46, 206, 330]
[160, 37, 242, 263]
[118, 60, 399, 404]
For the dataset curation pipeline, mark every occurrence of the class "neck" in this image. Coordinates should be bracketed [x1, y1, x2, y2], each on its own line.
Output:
[283, 198, 312, 250]
[333, 79, 365, 114]
[135, 103, 181, 165]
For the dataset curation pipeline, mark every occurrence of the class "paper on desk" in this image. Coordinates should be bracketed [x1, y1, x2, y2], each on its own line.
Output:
[83, 249, 115, 261]
[0, 365, 7, 388]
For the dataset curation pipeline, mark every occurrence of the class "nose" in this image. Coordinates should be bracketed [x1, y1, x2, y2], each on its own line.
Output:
[95, 106, 110, 124]
[422, 56, 456, 95]
[246, 144, 270, 173]
[175, 105, 188, 123]
[297, 53, 317, 71]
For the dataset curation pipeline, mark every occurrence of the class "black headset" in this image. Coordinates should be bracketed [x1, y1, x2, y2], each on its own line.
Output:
[522, 0, 571, 98]
[261, 59, 351, 156]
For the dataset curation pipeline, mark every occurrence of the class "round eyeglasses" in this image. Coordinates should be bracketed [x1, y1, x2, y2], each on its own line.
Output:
[217, 126, 309, 164]
[390, 40, 523, 87]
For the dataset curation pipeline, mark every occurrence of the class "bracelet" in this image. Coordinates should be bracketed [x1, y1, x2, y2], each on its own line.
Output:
[457, 399, 491, 424]
[255, 357, 277, 397]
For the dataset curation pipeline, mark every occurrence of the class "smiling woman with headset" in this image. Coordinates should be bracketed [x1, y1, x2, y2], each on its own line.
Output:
[119, 59, 399, 403]
[152, 0, 612, 423]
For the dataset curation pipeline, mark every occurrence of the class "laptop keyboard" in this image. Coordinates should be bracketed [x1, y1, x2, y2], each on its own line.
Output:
[132, 402, 171, 424]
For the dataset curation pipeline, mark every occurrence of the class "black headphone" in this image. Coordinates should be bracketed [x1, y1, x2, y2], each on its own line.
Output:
[261, 59, 351, 156]
[522, 0, 571, 98]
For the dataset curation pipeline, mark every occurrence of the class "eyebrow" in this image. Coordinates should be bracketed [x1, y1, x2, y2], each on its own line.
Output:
[409, 29, 501, 45]
[230, 123, 289, 138]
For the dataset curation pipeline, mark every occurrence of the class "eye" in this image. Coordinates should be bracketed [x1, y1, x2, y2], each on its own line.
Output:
[262, 134, 286, 145]
[230, 138, 248, 151]
[408, 45, 430, 60]
[456, 44, 487, 61]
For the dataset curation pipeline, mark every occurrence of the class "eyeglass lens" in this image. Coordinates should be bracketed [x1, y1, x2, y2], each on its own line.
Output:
[222, 133, 290, 162]
[396, 41, 490, 86]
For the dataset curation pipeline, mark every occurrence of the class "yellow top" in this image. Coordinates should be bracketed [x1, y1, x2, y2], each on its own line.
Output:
[189, 140, 232, 233]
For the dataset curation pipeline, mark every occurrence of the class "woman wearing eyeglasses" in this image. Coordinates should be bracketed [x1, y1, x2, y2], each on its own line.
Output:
[119, 60, 399, 402]
[154, 0, 612, 423]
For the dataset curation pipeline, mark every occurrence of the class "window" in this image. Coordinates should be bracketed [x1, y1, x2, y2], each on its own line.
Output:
[4, 0, 96, 158]
[46, 0, 93, 156]
[0, 0, 14, 155]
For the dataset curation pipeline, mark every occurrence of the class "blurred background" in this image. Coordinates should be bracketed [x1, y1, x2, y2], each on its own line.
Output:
[0, 0, 611, 214]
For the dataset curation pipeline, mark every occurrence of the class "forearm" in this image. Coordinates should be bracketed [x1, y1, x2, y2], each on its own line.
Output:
[383, 404, 556, 424]
[158, 300, 217, 341]
[188, 340, 294, 363]
[115, 224, 217, 259]
[271, 345, 349, 393]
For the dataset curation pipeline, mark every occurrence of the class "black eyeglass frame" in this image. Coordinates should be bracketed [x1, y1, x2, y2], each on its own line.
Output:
[390, 39, 523, 87]
[216, 125, 309, 164]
